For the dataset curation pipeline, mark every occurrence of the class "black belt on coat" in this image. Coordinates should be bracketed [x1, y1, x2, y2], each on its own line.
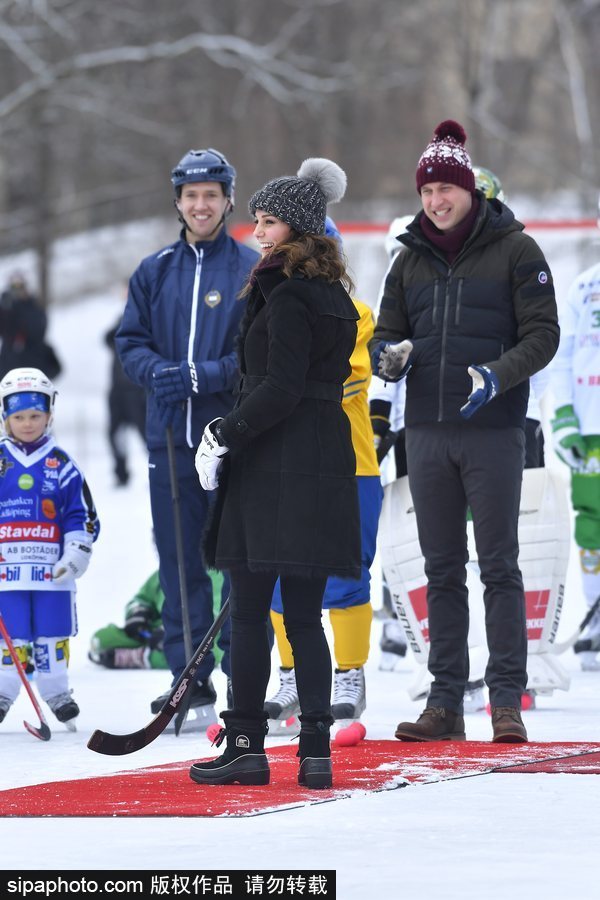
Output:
[239, 374, 342, 402]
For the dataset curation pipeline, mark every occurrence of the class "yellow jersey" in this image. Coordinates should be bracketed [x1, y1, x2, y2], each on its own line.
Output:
[343, 300, 380, 477]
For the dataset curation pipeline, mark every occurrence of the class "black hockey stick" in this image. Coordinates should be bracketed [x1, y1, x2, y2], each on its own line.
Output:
[376, 429, 399, 465]
[87, 598, 230, 756]
[165, 424, 194, 735]
[0, 613, 51, 741]
[550, 594, 600, 655]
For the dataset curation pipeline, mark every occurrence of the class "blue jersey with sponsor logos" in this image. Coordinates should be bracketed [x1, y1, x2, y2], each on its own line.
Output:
[0, 436, 100, 591]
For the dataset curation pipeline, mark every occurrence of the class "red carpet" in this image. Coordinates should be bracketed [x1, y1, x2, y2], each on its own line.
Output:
[1, 741, 599, 817]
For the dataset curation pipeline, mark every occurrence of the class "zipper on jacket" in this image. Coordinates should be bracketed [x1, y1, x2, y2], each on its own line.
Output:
[432, 278, 440, 326]
[454, 277, 464, 326]
[438, 271, 452, 422]
[186, 246, 203, 448]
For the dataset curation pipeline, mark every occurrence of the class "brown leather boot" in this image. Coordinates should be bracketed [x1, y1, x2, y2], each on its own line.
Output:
[395, 707, 466, 742]
[491, 707, 528, 743]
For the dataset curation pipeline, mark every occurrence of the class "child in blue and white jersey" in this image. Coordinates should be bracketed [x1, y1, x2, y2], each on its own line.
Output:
[0, 367, 100, 730]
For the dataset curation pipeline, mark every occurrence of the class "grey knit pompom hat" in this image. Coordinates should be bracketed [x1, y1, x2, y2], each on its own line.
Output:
[248, 157, 347, 234]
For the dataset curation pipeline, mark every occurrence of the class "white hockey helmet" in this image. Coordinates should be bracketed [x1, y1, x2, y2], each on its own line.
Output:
[385, 216, 413, 261]
[0, 367, 57, 435]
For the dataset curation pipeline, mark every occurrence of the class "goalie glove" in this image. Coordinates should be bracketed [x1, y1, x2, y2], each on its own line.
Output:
[551, 404, 586, 470]
[195, 418, 229, 491]
[375, 340, 413, 382]
[460, 365, 499, 419]
[53, 541, 92, 585]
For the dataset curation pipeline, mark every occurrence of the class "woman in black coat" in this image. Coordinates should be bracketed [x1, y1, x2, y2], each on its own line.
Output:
[192, 158, 361, 789]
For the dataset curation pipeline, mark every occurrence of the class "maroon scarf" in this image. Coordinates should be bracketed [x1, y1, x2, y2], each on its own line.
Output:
[419, 195, 480, 264]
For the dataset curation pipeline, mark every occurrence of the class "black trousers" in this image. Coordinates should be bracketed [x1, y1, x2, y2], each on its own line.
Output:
[228, 567, 330, 721]
[406, 424, 527, 712]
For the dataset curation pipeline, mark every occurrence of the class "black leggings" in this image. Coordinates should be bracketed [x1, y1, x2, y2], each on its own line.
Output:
[228, 567, 330, 721]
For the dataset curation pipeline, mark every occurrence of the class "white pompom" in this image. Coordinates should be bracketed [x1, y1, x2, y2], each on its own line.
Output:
[296, 157, 347, 204]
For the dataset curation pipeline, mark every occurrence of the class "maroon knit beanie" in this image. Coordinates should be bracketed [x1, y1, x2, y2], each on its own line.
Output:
[416, 120, 475, 194]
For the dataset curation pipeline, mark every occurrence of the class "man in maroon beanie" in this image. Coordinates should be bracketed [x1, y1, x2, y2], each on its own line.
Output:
[370, 120, 559, 743]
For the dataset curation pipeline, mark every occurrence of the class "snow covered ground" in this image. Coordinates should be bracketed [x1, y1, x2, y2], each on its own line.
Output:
[1, 263, 600, 898]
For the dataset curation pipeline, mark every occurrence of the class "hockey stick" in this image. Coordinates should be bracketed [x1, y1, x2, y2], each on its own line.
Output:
[549, 594, 600, 655]
[376, 429, 399, 465]
[87, 597, 230, 756]
[0, 613, 51, 741]
[165, 424, 194, 735]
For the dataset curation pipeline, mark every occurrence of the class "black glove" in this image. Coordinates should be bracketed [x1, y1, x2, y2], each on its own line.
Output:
[124, 607, 162, 647]
[370, 399, 391, 448]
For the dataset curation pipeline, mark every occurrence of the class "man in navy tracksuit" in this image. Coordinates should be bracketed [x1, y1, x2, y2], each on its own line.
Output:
[116, 149, 259, 725]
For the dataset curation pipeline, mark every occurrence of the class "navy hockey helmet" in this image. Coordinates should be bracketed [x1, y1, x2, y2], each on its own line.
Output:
[170, 148, 236, 205]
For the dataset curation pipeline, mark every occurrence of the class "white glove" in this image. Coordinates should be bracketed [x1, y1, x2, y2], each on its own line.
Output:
[53, 541, 92, 585]
[378, 340, 413, 381]
[195, 418, 229, 491]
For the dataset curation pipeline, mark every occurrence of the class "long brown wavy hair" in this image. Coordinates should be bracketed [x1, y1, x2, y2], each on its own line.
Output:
[241, 231, 355, 297]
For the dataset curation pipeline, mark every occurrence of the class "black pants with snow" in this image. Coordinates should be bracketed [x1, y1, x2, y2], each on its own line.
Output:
[406, 424, 527, 712]
[228, 567, 330, 722]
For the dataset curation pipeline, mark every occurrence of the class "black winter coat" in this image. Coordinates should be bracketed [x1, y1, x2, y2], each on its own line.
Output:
[204, 265, 362, 580]
[371, 196, 560, 429]
[0, 292, 61, 380]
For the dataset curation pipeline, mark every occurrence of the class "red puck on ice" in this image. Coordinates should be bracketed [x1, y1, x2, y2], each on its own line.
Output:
[334, 722, 367, 747]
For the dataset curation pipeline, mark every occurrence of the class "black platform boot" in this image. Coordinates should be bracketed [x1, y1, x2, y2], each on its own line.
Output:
[189, 712, 270, 786]
[297, 717, 333, 789]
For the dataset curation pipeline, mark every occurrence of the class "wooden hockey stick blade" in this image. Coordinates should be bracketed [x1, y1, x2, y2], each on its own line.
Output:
[88, 599, 230, 756]
[550, 594, 600, 655]
[0, 613, 52, 742]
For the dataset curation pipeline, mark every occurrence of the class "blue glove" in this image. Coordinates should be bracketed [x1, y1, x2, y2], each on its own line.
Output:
[153, 361, 200, 405]
[460, 365, 499, 419]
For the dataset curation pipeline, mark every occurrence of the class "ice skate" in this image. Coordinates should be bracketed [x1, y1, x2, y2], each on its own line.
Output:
[379, 619, 408, 671]
[574, 626, 600, 670]
[332, 667, 366, 720]
[575, 627, 600, 668]
[152, 678, 218, 733]
[264, 668, 300, 735]
[578, 650, 600, 672]
[0, 695, 12, 724]
[46, 691, 80, 732]
[463, 679, 486, 714]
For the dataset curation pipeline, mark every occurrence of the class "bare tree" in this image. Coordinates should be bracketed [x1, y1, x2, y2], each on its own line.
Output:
[0, 0, 598, 303]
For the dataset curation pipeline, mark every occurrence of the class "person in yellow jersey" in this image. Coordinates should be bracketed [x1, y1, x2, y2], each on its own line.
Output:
[266, 217, 383, 737]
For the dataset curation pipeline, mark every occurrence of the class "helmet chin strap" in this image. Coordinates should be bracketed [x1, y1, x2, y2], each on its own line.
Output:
[175, 198, 233, 241]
